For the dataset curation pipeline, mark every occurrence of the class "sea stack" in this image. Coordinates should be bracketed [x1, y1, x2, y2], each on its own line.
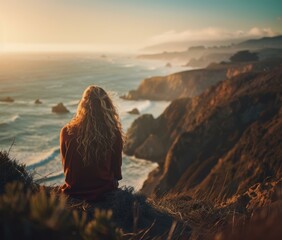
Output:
[52, 102, 69, 113]
[127, 108, 140, 115]
[35, 99, 42, 104]
[165, 62, 172, 67]
[0, 97, 14, 103]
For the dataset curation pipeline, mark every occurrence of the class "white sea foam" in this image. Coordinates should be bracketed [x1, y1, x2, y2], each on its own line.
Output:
[36, 170, 64, 184]
[120, 156, 158, 191]
[46, 83, 63, 89]
[0, 54, 174, 189]
[67, 100, 80, 106]
[123, 64, 136, 68]
[118, 99, 152, 114]
[0, 114, 20, 126]
[27, 147, 60, 170]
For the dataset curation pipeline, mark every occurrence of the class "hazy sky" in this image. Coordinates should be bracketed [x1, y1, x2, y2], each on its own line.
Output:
[0, 0, 281, 52]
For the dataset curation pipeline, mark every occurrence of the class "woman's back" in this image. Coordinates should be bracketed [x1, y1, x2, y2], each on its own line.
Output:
[60, 86, 123, 201]
[60, 126, 122, 200]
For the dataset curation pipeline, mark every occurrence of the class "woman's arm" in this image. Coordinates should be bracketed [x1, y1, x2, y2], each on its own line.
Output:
[113, 134, 123, 180]
[60, 127, 67, 163]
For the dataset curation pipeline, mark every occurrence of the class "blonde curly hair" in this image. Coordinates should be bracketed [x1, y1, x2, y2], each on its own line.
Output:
[67, 85, 123, 166]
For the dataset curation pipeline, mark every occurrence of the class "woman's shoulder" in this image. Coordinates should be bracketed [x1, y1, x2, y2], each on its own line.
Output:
[61, 125, 77, 138]
[60, 125, 68, 135]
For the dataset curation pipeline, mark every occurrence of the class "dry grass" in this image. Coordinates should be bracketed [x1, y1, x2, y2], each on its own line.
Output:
[1, 150, 281, 239]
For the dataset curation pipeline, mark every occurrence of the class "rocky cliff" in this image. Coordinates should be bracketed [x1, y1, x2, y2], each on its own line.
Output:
[122, 59, 282, 101]
[124, 63, 282, 207]
[121, 68, 227, 101]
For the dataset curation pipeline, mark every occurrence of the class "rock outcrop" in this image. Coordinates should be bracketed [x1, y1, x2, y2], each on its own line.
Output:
[52, 103, 69, 113]
[121, 68, 227, 101]
[127, 108, 140, 115]
[34, 99, 42, 104]
[135, 134, 165, 163]
[165, 62, 172, 68]
[123, 98, 189, 161]
[125, 62, 282, 206]
[0, 97, 14, 103]
[123, 114, 157, 155]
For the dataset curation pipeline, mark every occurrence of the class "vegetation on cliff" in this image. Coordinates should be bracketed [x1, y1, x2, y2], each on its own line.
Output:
[124, 61, 282, 239]
[1, 150, 281, 239]
[229, 50, 259, 63]
[0, 151, 34, 194]
[0, 151, 189, 239]
[1, 58, 282, 239]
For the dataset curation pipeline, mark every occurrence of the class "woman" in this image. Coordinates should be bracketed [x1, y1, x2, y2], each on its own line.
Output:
[60, 86, 123, 201]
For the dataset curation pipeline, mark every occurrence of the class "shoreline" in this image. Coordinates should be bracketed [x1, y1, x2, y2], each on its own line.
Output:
[0, 54, 176, 191]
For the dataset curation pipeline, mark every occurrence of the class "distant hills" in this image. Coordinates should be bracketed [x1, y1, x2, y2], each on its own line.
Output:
[238, 35, 282, 49]
[138, 35, 282, 68]
[141, 39, 242, 53]
[141, 35, 282, 53]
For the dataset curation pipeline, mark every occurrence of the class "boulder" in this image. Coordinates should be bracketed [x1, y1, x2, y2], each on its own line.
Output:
[35, 99, 42, 104]
[165, 62, 172, 68]
[52, 102, 69, 113]
[127, 108, 140, 115]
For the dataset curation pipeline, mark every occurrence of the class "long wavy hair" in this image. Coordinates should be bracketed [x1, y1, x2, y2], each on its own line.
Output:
[67, 85, 123, 166]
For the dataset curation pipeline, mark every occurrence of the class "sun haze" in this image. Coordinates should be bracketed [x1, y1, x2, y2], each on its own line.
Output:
[0, 0, 281, 52]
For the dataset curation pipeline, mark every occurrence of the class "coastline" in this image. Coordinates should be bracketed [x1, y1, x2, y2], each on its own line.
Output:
[0, 54, 176, 191]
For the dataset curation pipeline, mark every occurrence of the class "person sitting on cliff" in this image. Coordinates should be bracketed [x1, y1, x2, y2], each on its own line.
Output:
[60, 85, 123, 201]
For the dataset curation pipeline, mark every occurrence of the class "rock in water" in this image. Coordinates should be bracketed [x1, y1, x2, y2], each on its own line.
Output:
[0, 97, 14, 102]
[165, 62, 172, 67]
[127, 108, 140, 115]
[35, 99, 42, 104]
[52, 103, 69, 113]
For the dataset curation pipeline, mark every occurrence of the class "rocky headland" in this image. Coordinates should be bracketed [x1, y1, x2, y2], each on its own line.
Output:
[121, 67, 227, 101]
[124, 60, 282, 211]
[121, 58, 282, 101]
[1, 58, 282, 239]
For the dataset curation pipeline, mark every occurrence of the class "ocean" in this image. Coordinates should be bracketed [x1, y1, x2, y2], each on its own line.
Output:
[0, 53, 188, 190]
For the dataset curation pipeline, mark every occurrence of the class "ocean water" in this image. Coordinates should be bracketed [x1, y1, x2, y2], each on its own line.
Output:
[0, 53, 188, 190]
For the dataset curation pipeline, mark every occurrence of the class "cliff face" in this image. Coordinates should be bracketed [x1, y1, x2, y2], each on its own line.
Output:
[122, 59, 282, 101]
[125, 64, 282, 205]
[122, 68, 227, 101]
[124, 98, 190, 162]
[226, 63, 253, 78]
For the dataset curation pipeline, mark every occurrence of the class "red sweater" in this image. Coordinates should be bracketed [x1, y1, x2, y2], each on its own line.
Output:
[60, 126, 122, 201]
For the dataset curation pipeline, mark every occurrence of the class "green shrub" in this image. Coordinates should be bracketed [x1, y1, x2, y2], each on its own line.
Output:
[0, 182, 123, 240]
[0, 151, 33, 193]
[0, 150, 180, 239]
[229, 50, 259, 63]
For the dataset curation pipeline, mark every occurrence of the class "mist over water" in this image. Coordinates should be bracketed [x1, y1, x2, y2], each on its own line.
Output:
[0, 53, 185, 190]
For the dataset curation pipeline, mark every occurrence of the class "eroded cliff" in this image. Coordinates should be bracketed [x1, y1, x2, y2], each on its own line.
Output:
[124, 63, 282, 207]
[122, 58, 282, 101]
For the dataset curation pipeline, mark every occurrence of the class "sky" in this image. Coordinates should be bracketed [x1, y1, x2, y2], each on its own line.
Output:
[0, 0, 281, 52]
